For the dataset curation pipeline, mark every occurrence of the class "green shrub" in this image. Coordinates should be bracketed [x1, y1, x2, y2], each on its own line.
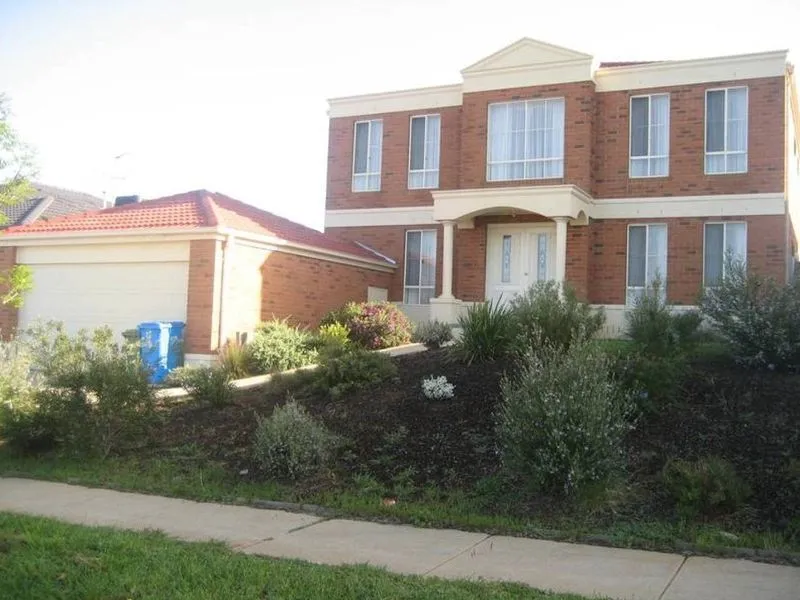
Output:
[170, 366, 235, 408]
[313, 322, 351, 358]
[0, 340, 54, 453]
[218, 340, 250, 379]
[454, 298, 516, 364]
[700, 261, 800, 370]
[662, 457, 751, 520]
[498, 343, 634, 496]
[12, 323, 157, 457]
[510, 281, 605, 352]
[620, 288, 704, 409]
[252, 399, 341, 480]
[625, 284, 702, 358]
[248, 319, 318, 374]
[313, 346, 397, 400]
[320, 301, 412, 350]
[412, 320, 453, 349]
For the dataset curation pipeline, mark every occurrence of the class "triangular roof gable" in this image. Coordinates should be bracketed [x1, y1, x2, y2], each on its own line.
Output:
[462, 37, 592, 74]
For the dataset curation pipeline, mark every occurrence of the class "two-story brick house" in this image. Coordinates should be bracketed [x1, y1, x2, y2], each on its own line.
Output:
[325, 38, 800, 332]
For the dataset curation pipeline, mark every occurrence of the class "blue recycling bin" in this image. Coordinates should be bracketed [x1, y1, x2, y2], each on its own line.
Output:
[168, 321, 186, 371]
[138, 322, 171, 384]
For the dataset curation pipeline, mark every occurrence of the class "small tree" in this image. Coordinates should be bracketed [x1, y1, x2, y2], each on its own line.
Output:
[0, 94, 36, 307]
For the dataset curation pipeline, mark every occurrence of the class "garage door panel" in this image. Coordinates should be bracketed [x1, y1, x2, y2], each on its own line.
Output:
[19, 262, 189, 337]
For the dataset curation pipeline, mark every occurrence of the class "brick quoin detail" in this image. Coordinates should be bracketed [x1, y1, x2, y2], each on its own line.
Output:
[0, 247, 19, 338]
[261, 252, 392, 327]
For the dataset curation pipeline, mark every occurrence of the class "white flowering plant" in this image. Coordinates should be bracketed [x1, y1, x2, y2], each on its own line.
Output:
[421, 375, 455, 400]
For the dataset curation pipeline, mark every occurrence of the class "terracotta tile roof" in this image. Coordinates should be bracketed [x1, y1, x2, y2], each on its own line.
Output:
[1, 190, 392, 265]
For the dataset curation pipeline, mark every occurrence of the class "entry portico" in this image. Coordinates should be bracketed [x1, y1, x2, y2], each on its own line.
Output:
[429, 185, 593, 322]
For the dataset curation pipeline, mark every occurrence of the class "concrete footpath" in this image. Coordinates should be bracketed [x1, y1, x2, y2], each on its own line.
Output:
[1, 478, 797, 600]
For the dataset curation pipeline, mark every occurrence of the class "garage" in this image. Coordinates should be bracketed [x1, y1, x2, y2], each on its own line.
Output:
[0, 190, 395, 364]
[17, 242, 189, 336]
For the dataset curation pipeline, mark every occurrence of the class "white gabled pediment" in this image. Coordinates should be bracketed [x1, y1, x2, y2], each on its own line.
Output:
[462, 37, 592, 74]
[460, 38, 594, 93]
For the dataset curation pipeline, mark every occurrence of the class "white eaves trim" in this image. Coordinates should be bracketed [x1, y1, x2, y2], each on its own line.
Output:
[1, 225, 396, 273]
[328, 84, 462, 118]
[324, 193, 785, 227]
[592, 193, 785, 219]
[0, 227, 224, 246]
[326, 47, 787, 118]
[217, 227, 396, 273]
[326, 206, 435, 228]
[595, 50, 788, 92]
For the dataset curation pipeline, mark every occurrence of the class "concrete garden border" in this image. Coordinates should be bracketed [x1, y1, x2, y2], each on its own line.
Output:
[156, 343, 428, 401]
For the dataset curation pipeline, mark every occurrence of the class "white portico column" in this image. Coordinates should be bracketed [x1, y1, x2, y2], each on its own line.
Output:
[554, 217, 569, 286]
[440, 220, 456, 299]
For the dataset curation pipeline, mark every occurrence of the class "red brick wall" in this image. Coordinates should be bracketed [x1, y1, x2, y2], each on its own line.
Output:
[460, 82, 595, 191]
[185, 239, 221, 355]
[589, 215, 786, 305]
[261, 253, 393, 327]
[0, 246, 18, 339]
[326, 106, 461, 210]
[326, 77, 785, 210]
[592, 77, 785, 198]
[327, 225, 443, 302]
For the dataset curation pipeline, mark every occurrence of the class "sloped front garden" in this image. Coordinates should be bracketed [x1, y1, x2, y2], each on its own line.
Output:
[2, 279, 799, 564]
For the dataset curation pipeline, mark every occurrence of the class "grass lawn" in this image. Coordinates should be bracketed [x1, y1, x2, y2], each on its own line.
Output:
[0, 512, 589, 600]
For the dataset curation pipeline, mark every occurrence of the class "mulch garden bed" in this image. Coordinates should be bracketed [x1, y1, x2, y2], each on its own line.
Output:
[155, 348, 799, 532]
[157, 349, 505, 488]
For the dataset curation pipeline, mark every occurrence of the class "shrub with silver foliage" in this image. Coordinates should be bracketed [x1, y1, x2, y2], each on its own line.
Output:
[421, 375, 455, 400]
[498, 342, 634, 495]
[700, 261, 800, 371]
[412, 320, 453, 349]
[253, 399, 341, 480]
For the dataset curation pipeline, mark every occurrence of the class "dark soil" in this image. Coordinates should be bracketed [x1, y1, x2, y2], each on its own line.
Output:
[157, 349, 505, 488]
[156, 349, 799, 532]
[629, 360, 800, 527]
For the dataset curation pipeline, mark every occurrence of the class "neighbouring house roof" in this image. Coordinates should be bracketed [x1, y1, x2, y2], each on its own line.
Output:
[0, 183, 105, 228]
[1, 189, 394, 265]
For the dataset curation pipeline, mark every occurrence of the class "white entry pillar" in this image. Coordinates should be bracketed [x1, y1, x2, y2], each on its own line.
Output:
[440, 220, 455, 299]
[554, 217, 569, 285]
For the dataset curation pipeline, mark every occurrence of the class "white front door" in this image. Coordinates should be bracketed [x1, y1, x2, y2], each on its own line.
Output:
[486, 224, 556, 303]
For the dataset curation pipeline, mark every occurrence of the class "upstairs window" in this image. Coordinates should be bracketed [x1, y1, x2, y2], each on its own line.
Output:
[352, 119, 383, 192]
[704, 222, 747, 286]
[630, 94, 670, 177]
[627, 224, 667, 305]
[705, 87, 748, 174]
[487, 98, 565, 182]
[408, 114, 441, 189]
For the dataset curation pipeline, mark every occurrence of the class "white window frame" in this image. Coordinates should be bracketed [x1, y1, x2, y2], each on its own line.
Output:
[486, 97, 565, 182]
[629, 93, 670, 178]
[408, 114, 441, 190]
[704, 86, 748, 175]
[626, 223, 668, 305]
[352, 119, 382, 192]
[403, 229, 437, 305]
[703, 221, 748, 286]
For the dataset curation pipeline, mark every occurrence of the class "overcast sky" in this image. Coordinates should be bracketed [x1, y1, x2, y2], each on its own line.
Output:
[1, 0, 798, 229]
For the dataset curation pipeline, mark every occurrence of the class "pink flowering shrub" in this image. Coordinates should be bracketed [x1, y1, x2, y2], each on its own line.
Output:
[321, 302, 412, 350]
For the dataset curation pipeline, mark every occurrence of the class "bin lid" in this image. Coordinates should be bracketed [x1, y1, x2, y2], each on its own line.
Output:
[137, 321, 172, 330]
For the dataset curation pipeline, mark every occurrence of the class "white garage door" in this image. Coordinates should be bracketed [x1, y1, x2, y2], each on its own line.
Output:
[18, 261, 189, 337]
